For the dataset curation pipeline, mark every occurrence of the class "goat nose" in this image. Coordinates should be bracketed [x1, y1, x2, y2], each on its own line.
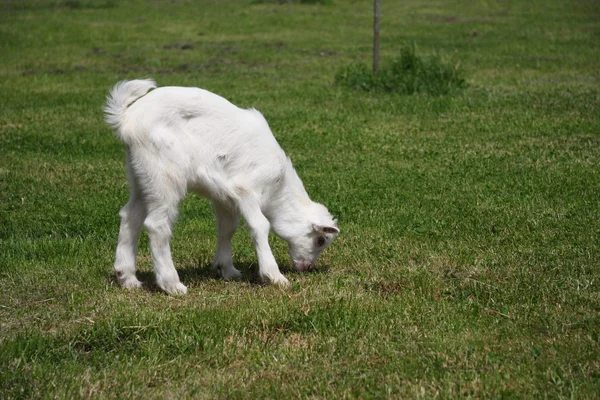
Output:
[295, 261, 313, 272]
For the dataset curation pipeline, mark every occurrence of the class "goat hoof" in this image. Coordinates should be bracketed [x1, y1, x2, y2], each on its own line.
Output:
[119, 275, 143, 289]
[262, 273, 291, 288]
[159, 281, 188, 296]
[222, 268, 242, 281]
[214, 264, 243, 281]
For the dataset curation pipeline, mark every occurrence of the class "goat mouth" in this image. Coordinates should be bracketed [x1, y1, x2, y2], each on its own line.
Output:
[294, 262, 314, 272]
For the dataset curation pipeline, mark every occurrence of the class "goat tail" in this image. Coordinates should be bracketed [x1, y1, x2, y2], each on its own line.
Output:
[104, 79, 157, 136]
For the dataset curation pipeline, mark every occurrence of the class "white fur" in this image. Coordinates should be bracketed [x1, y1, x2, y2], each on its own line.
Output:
[104, 79, 339, 295]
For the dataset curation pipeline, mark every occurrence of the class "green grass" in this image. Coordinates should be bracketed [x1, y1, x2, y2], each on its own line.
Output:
[1, 0, 599, 398]
[335, 44, 468, 95]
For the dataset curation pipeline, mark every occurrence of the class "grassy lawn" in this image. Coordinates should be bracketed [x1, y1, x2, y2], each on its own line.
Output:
[1, 0, 599, 398]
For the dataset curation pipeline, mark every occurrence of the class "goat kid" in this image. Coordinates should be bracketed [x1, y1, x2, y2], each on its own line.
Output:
[104, 79, 339, 295]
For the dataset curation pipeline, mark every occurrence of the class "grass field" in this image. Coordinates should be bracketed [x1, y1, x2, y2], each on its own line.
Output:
[1, 0, 599, 398]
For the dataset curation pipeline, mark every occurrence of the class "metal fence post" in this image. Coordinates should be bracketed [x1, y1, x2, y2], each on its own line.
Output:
[374, 0, 380, 74]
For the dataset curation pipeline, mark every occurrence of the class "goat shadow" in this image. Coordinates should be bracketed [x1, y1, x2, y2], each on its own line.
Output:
[112, 260, 330, 294]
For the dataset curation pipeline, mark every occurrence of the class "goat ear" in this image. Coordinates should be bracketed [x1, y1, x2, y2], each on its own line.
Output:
[313, 224, 340, 234]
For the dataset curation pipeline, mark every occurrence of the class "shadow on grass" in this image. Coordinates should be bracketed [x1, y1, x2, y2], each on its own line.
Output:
[110, 260, 330, 293]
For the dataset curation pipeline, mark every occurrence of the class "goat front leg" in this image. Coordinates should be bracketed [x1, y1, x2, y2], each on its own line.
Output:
[237, 198, 290, 287]
[212, 202, 242, 280]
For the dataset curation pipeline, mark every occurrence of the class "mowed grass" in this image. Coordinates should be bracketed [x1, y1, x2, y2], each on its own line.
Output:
[1, 0, 599, 398]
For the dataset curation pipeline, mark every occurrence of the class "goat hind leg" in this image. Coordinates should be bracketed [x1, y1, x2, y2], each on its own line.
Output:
[145, 202, 187, 295]
[114, 198, 145, 289]
[114, 156, 146, 289]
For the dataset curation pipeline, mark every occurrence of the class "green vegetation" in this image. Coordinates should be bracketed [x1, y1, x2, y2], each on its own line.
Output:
[253, 0, 332, 5]
[336, 44, 467, 95]
[1, 0, 599, 398]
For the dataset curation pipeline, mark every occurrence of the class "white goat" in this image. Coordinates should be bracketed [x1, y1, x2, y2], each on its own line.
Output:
[104, 79, 339, 295]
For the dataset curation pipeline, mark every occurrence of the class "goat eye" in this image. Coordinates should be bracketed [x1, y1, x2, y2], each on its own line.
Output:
[317, 236, 326, 247]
